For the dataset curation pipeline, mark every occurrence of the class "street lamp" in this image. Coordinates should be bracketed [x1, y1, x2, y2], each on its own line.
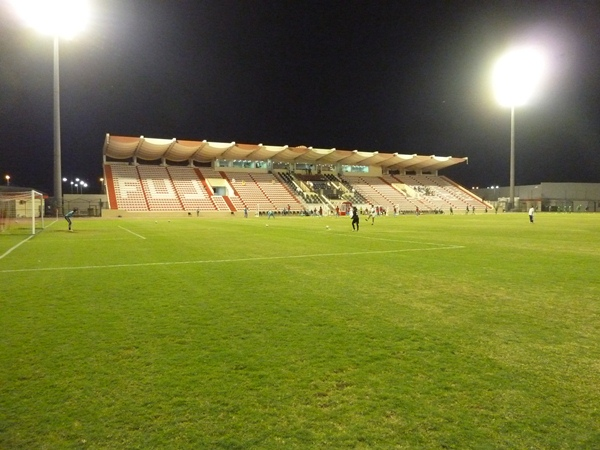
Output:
[493, 46, 545, 211]
[5, 175, 10, 186]
[11, 0, 90, 214]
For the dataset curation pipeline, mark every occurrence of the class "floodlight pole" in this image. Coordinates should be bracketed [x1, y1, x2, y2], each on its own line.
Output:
[53, 36, 63, 215]
[509, 106, 515, 211]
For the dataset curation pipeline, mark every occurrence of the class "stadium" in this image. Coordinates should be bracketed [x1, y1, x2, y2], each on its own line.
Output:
[2, 134, 600, 448]
[2, 1, 600, 448]
[8, 133, 598, 231]
[100, 134, 488, 218]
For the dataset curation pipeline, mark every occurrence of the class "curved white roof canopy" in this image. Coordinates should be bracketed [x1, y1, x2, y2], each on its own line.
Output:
[103, 134, 467, 171]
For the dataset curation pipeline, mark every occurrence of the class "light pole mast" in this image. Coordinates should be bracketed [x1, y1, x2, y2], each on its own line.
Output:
[11, 0, 90, 214]
[53, 36, 62, 213]
[493, 46, 545, 212]
[509, 106, 515, 210]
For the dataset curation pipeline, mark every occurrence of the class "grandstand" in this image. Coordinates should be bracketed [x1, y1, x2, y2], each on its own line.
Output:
[102, 134, 491, 215]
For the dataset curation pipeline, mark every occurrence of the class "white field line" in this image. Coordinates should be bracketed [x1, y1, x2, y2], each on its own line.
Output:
[118, 226, 146, 240]
[0, 245, 464, 273]
[331, 232, 456, 246]
[64, 238, 135, 242]
[0, 218, 60, 260]
[0, 222, 135, 261]
[0, 235, 36, 260]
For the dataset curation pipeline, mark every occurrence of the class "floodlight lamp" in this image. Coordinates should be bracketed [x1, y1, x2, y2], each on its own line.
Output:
[493, 46, 546, 107]
[12, 0, 90, 39]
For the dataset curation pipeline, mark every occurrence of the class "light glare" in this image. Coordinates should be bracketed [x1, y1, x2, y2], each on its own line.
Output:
[12, 0, 90, 39]
[493, 47, 546, 107]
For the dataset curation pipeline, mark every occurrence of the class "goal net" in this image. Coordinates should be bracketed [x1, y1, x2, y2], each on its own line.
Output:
[0, 190, 45, 235]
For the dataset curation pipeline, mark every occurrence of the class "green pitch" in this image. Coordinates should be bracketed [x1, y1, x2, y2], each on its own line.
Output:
[1, 213, 599, 448]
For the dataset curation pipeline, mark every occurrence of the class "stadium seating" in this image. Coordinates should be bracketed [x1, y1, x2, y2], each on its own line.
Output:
[223, 172, 272, 211]
[105, 163, 488, 214]
[396, 175, 489, 211]
[167, 166, 216, 212]
[250, 173, 301, 211]
[107, 164, 149, 211]
[137, 166, 183, 211]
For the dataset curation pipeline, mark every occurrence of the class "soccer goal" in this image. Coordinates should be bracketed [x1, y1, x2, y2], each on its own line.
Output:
[0, 189, 45, 235]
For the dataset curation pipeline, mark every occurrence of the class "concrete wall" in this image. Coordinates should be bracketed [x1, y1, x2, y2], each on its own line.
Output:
[474, 183, 600, 212]
[63, 194, 108, 216]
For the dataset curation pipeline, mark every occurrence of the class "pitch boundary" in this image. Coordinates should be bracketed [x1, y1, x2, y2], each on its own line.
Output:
[0, 235, 36, 260]
[0, 244, 464, 273]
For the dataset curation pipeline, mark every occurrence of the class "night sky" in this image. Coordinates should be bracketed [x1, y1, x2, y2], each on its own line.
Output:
[1, 0, 599, 194]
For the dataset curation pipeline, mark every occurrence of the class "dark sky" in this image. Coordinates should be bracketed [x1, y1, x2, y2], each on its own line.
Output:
[1, 0, 599, 194]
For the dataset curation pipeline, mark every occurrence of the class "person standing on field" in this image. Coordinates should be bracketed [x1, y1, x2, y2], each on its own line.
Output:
[64, 208, 78, 231]
[529, 206, 535, 223]
[366, 205, 374, 224]
[351, 206, 360, 231]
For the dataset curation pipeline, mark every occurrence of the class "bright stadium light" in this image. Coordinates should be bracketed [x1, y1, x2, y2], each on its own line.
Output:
[493, 46, 546, 211]
[11, 0, 90, 214]
[11, 0, 90, 39]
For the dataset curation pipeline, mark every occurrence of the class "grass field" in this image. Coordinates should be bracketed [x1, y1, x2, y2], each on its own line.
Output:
[1, 212, 599, 449]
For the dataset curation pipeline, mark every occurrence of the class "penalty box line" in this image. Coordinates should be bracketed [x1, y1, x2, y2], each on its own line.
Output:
[118, 226, 147, 240]
[0, 245, 464, 274]
[0, 219, 60, 261]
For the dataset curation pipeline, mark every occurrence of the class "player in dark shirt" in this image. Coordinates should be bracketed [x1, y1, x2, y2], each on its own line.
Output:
[351, 206, 359, 231]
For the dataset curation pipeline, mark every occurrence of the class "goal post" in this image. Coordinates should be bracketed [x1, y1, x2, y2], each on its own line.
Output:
[0, 189, 45, 235]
